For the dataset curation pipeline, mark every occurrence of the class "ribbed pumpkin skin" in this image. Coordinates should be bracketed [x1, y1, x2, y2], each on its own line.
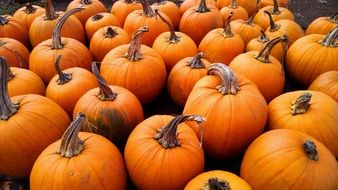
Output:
[265, 20, 304, 46]
[8, 67, 45, 97]
[230, 20, 263, 45]
[240, 129, 338, 190]
[13, 5, 45, 30]
[85, 13, 122, 40]
[151, 1, 181, 30]
[0, 38, 30, 68]
[180, 0, 218, 14]
[110, 0, 142, 26]
[305, 16, 338, 35]
[246, 38, 284, 63]
[253, 7, 295, 30]
[267, 90, 338, 156]
[184, 170, 252, 190]
[0, 95, 70, 177]
[125, 115, 204, 190]
[309, 71, 338, 102]
[261, 0, 289, 7]
[0, 15, 29, 48]
[220, 6, 248, 22]
[216, 0, 257, 16]
[30, 132, 127, 190]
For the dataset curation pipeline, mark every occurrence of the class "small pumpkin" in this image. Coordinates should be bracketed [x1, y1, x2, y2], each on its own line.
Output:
[216, 0, 257, 16]
[306, 12, 338, 35]
[90, 26, 130, 61]
[309, 71, 338, 102]
[0, 15, 29, 48]
[198, 13, 245, 64]
[125, 114, 205, 190]
[261, 0, 289, 7]
[220, 0, 248, 22]
[180, 0, 218, 15]
[85, 13, 121, 40]
[152, 10, 198, 71]
[151, 0, 181, 30]
[240, 129, 338, 190]
[167, 52, 211, 106]
[30, 113, 127, 190]
[0, 38, 29, 68]
[110, 0, 142, 26]
[13, 3, 45, 31]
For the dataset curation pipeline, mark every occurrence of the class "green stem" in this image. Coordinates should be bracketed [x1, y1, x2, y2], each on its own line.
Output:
[271, 0, 280, 15]
[155, 9, 180, 43]
[54, 55, 72, 85]
[105, 27, 118, 38]
[196, 0, 210, 13]
[45, 0, 58, 20]
[303, 140, 318, 161]
[24, 3, 37, 14]
[187, 52, 206, 69]
[125, 26, 149, 61]
[91, 62, 117, 101]
[329, 12, 338, 23]
[320, 25, 338, 47]
[255, 35, 288, 63]
[264, 10, 280, 32]
[140, 0, 155, 17]
[201, 178, 231, 190]
[291, 93, 312, 115]
[221, 12, 234, 37]
[0, 15, 8, 25]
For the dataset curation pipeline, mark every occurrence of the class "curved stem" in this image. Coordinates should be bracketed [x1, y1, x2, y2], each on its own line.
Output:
[24, 3, 37, 14]
[246, 9, 258, 25]
[321, 25, 338, 47]
[155, 9, 180, 43]
[52, 8, 84, 50]
[92, 62, 117, 101]
[207, 63, 240, 95]
[329, 12, 338, 23]
[154, 115, 205, 148]
[0, 57, 20, 120]
[45, 0, 58, 20]
[196, 0, 210, 13]
[229, 0, 238, 9]
[105, 26, 118, 38]
[291, 93, 312, 115]
[81, 0, 92, 5]
[91, 13, 104, 21]
[54, 55, 72, 85]
[264, 10, 280, 32]
[0, 15, 8, 25]
[202, 178, 231, 190]
[140, 0, 155, 17]
[271, 0, 280, 15]
[187, 52, 206, 69]
[255, 35, 288, 63]
[125, 26, 149, 61]
[221, 12, 234, 37]
[257, 30, 269, 42]
[303, 140, 318, 161]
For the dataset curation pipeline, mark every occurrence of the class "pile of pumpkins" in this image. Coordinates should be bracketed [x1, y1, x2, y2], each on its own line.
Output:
[0, 0, 337, 189]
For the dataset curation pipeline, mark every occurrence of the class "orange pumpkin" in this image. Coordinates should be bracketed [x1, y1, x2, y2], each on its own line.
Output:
[306, 12, 338, 35]
[151, 0, 181, 30]
[152, 10, 198, 71]
[13, 3, 45, 31]
[198, 13, 245, 64]
[101, 26, 166, 104]
[286, 26, 338, 87]
[0, 57, 70, 177]
[309, 71, 338, 102]
[180, 0, 223, 45]
[30, 113, 127, 190]
[0, 38, 29, 68]
[184, 170, 252, 190]
[0, 15, 29, 48]
[180, 0, 218, 15]
[216, 0, 257, 16]
[125, 114, 205, 190]
[110, 0, 142, 26]
[241, 129, 338, 190]
[29, 8, 93, 84]
[220, 0, 248, 22]
[85, 13, 121, 40]
[167, 52, 211, 106]
[183, 64, 268, 158]
[90, 26, 130, 61]
[261, 0, 289, 7]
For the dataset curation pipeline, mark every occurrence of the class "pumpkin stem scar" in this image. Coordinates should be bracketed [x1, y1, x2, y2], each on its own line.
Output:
[54, 55, 72, 85]
[255, 35, 288, 64]
[44, 0, 58, 20]
[91, 62, 117, 101]
[220, 12, 234, 38]
[105, 26, 119, 38]
[329, 12, 338, 23]
[202, 177, 231, 190]
[91, 13, 104, 21]
[140, 0, 156, 17]
[0, 15, 9, 25]
[320, 25, 338, 47]
[81, 0, 92, 5]
[291, 92, 312, 115]
[264, 11, 281, 32]
[24, 3, 37, 14]
[257, 30, 270, 43]
[271, 0, 281, 15]
[155, 9, 180, 44]
[187, 52, 206, 69]
[125, 26, 149, 61]
[303, 140, 318, 161]
[196, 0, 210, 13]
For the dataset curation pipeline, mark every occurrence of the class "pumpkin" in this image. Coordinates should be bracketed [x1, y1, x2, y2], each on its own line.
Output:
[123, 0, 171, 47]
[183, 64, 267, 158]
[90, 26, 130, 61]
[0, 15, 29, 48]
[30, 113, 127, 190]
[167, 52, 211, 106]
[0, 38, 29, 68]
[29, 0, 85, 47]
[253, 0, 294, 30]
[180, 0, 218, 15]
[309, 71, 338, 102]
[240, 129, 338, 190]
[125, 114, 205, 190]
[216, 0, 257, 16]
[0, 57, 70, 177]
[152, 10, 198, 71]
[220, 0, 248, 22]
[198, 13, 245, 64]
[85, 13, 121, 40]
[286, 26, 338, 87]
[101, 26, 167, 104]
[180, 0, 223, 45]
[184, 170, 252, 190]
[305, 12, 338, 35]
[29, 8, 93, 84]
[46, 55, 98, 117]
[13, 3, 45, 31]
[261, 0, 289, 7]
[110, 0, 142, 26]
[66, 0, 107, 26]
[74, 63, 144, 149]
[151, 0, 181, 30]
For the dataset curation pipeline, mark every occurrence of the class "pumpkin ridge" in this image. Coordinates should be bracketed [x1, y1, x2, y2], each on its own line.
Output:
[0, 42, 25, 68]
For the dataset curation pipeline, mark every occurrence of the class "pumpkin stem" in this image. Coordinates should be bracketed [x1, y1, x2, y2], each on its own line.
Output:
[303, 140, 318, 161]
[105, 26, 118, 38]
[7, 67, 14, 81]
[154, 115, 205, 148]
[125, 0, 134, 4]
[255, 35, 288, 63]
[45, 0, 58, 20]
[92, 62, 117, 101]
[187, 52, 206, 69]
[201, 178, 231, 190]
[207, 63, 240, 95]
[320, 25, 338, 47]
[264, 10, 280, 32]
[54, 55, 72, 85]
[271, 0, 280, 15]
[81, 0, 92, 5]
[229, 0, 238, 8]
[329, 12, 338, 23]
[140, 0, 155, 17]
[221, 13, 234, 37]
[246, 9, 258, 25]
[125, 26, 149, 61]
[91, 13, 104, 21]
[196, 0, 210, 13]
[0, 15, 9, 25]
[155, 9, 180, 43]
[52, 8, 84, 50]
[257, 29, 269, 42]
[291, 93, 312, 115]
[24, 3, 37, 14]
[0, 57, 19, 120]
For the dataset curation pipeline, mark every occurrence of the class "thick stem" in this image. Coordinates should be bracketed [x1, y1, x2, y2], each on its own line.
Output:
[154, 115, 205, 148]
[264, 11, 280, 32]
[202, 178, 231, 190]
[196, 0, 210, 13]
[291, 93, 312, 115]
[140, 0, 155, 17]
[155, 9, 180, 43]
[271, 0, 280, 15]
[246, 9, 258, 25]
[187, 52, 206, 69]
[54, 55, 72, 85]
[221, 12, 234, 37]
[329, 12, 338, 23]
[257, 30, 269, 42]
[7, 67, 14, 81]
[125, 26, 149, 61]
[255, 35, 288, 63]
[81, 0, 92, 5]
[52, 8, 84, 50]
[92, 62, 117, 101]
[229, 0, 238, 9]
[207, 63, 240, 95]
[105, 26, 118, 38]
[0, 57, 19, 120]
[91, 13, 104, 21]
[303, 140, 318, 161]
[0, 15, 8, 25]
[24, 3, 37, 14]
[45, 0, 58, 20]
[320, 25, 338, 47]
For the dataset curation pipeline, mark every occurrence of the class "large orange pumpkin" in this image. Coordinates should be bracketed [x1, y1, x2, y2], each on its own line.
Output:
[151, 0, 181, 30]
[306, 12, 338, 35]
[85, 13, 121, 40]
[13, 3, 45, 31]
[101, 26, 167, 104]
[110, 0, 142, 26]
[286, 26, 338, 87]
[241, 129, 338, 190]
[30, 113, 127, 190]
[0, 38, 29, 68]
[220, 0, 248, 22]
[0, 15, 29, 48]
[125, 114, 205, 190]
[0, 57, 70, 177]
[183, 64, 268, 158]
[216, 0, 257, 16]
[309, 71, 338, 102]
